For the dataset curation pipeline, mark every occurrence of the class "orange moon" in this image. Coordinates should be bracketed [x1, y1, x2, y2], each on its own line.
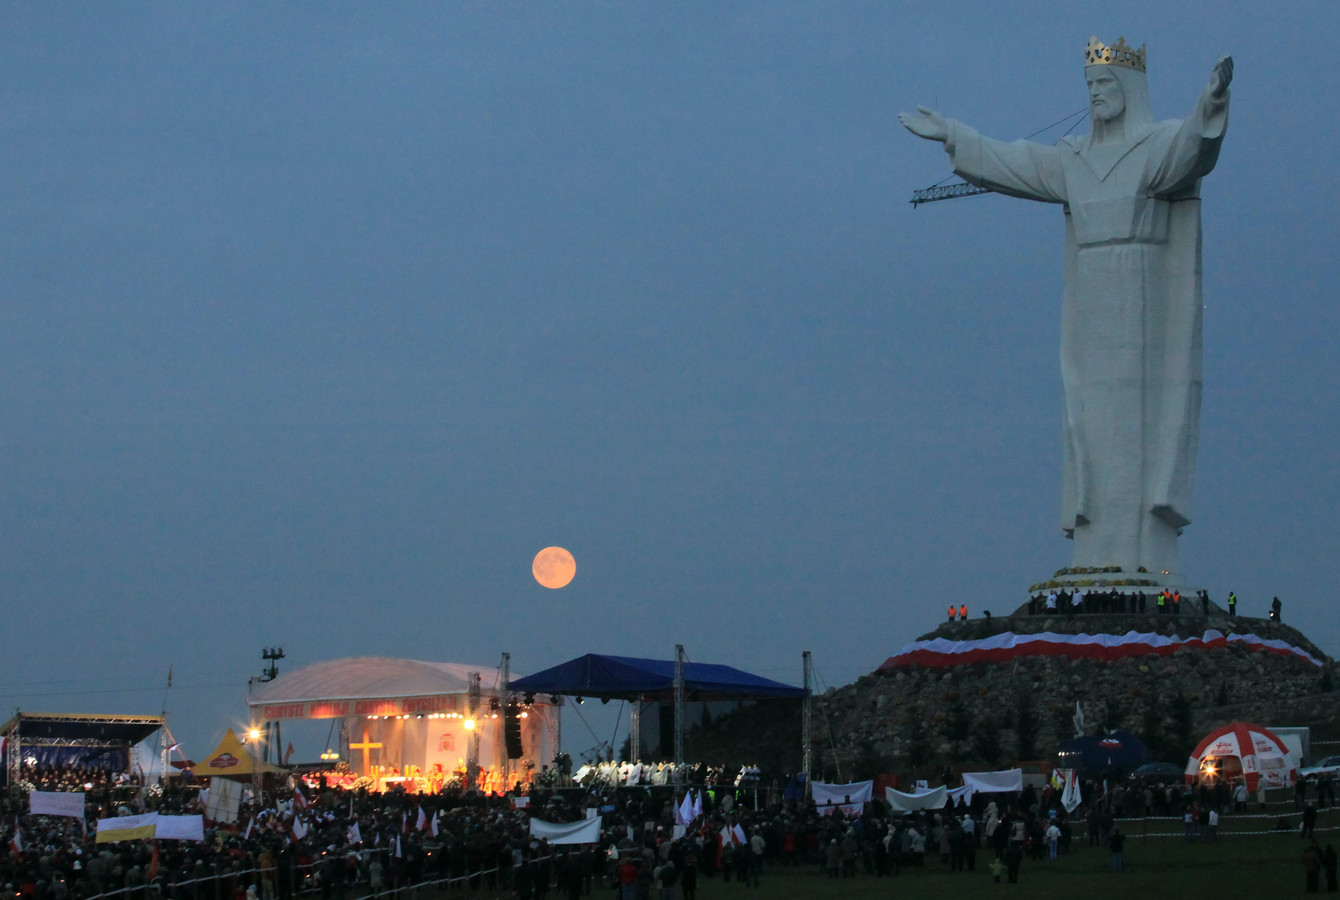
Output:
[532, 546, 577, 589]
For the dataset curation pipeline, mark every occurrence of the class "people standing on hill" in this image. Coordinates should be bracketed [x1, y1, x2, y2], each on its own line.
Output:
[1272, 597, 1283, 622]
[1228, 592, 1237, 617]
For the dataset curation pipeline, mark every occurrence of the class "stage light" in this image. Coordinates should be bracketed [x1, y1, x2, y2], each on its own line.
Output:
[248, 728, 261, 741]
[576, 696, 584, 704]
[463, 718, 476, 730]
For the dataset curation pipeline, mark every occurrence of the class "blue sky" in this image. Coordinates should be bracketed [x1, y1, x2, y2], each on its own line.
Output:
[1, 2, 1336, 759]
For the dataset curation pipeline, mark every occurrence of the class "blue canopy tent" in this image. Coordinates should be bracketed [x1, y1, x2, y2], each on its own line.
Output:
[509, 653, 805, 702]
[510, 652, 805, 770]
[1055, 729, 1148, 774]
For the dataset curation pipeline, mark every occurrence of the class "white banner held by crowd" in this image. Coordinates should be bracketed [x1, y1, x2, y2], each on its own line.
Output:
[204, 778, 243, 824]
[960, 769, 1023, 794]
[28, 791, 86, 819]
[885, 785, 948, 814]
[155, 815, 205, 841]
[529, 817, 602, 845]
[811, 780, 873, 808]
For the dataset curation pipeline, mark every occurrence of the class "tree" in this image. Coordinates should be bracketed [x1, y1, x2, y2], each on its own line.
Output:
[943, 704, 972, 760]
[906, 714, 931, 769]
[1014, 696, 1038, 761]
[1102, 698, 1124, 732]
[1169, 691, 1195, 758]
[1138, 702, 1164, 759]
[973, 716, 1003, 767]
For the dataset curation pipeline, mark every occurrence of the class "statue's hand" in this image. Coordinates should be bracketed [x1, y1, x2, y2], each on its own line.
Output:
[1209, 56, 1233, 99]
[899, 106, 949, 143]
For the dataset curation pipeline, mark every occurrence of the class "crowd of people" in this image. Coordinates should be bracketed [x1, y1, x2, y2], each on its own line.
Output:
[1022, 587, 1282, 619]
[4, 757, 1338, 900]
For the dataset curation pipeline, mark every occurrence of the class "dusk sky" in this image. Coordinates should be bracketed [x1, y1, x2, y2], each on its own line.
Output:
[2, 2, 1336, 762]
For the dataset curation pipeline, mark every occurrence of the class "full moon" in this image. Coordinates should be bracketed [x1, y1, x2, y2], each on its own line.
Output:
[532, 546, 577, 589]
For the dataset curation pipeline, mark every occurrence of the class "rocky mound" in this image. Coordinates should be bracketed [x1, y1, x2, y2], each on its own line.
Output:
[810, 613, 1337, 776]
[688, 613, 1338, 779]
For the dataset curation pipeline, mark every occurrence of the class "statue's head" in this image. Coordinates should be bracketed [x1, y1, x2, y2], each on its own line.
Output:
[1084, 36, 1152, 139]
[1085, 67, 1126, 123]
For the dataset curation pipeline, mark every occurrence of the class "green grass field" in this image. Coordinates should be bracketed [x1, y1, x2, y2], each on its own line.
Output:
[730, 826, 1337, 900]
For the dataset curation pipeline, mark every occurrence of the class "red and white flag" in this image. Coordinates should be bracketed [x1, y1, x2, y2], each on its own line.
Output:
[9, 822, 23, 857]
[292, 817, 308, 841]
[292, 786, 308, 810]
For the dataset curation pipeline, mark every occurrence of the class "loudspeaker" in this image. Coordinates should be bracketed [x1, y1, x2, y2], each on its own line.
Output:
[505, 703, 524, 759]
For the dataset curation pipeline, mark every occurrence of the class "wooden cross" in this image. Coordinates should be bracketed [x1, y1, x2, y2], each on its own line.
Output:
[349, 727, 383, 776]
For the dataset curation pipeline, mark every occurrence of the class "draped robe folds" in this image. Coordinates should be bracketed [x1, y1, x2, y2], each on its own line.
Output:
[941, 87, 1228, 577]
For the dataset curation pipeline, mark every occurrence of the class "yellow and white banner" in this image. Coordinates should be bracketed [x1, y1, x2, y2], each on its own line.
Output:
[95, 813, 159, 843]
[94, 813, 205, 843]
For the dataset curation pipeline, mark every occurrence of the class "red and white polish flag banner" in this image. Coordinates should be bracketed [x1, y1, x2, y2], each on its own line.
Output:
[879, 629, 1321, 670]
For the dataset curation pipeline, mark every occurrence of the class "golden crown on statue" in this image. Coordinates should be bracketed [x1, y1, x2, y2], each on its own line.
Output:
[1085, 36, 1147, 72]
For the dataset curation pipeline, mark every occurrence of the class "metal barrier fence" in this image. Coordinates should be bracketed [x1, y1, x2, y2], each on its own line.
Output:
[80, 853, 531, 900]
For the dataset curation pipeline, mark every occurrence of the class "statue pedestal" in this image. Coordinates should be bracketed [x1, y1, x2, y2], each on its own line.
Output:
[1028, 567, 1188, 596]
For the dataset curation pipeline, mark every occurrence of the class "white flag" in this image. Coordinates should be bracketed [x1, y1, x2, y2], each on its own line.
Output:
[1061, 770, 1082, 813]
[691, 790, 703, 820]
[347, 822, 362, 846]
[394, 834, 402, 859]
[1072, 701, 1085, 738]
[430, 814, 439, 838]
[675, 793, 693, 826]
[416, 807, 426, 832]
[292, 817, 308, 840]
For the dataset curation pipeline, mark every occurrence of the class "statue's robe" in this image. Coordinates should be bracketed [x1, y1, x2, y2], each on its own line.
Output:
[941, 90, 1228, 574]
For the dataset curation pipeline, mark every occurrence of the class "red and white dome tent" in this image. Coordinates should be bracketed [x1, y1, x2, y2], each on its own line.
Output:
[1185, 721, 1298, 791]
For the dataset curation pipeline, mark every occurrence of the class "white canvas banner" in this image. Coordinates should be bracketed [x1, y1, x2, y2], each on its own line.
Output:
[155, 815, 205, 841]
[28, 791, 86, 819]
[529, 817, 602, 845]
[885, 785, 948, 814]
[961, 769, 1023, 793]
[811, 780, 873, 807]
[204, 778, 243, 824]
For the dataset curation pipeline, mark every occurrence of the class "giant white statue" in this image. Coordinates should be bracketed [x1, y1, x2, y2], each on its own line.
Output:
[901, 38, 1232, 581]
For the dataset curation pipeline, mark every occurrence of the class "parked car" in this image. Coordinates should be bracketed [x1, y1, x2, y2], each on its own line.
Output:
[1299, 755, 1340, 780]
[1129, 761, 1185, 783]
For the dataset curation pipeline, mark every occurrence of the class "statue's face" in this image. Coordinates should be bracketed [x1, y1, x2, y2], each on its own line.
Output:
[1085, 67, 1126, 122]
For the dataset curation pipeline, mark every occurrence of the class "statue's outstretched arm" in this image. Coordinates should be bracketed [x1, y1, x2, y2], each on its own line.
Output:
[1208, 56, 1233, 101]
[899, 106, 949, 143]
